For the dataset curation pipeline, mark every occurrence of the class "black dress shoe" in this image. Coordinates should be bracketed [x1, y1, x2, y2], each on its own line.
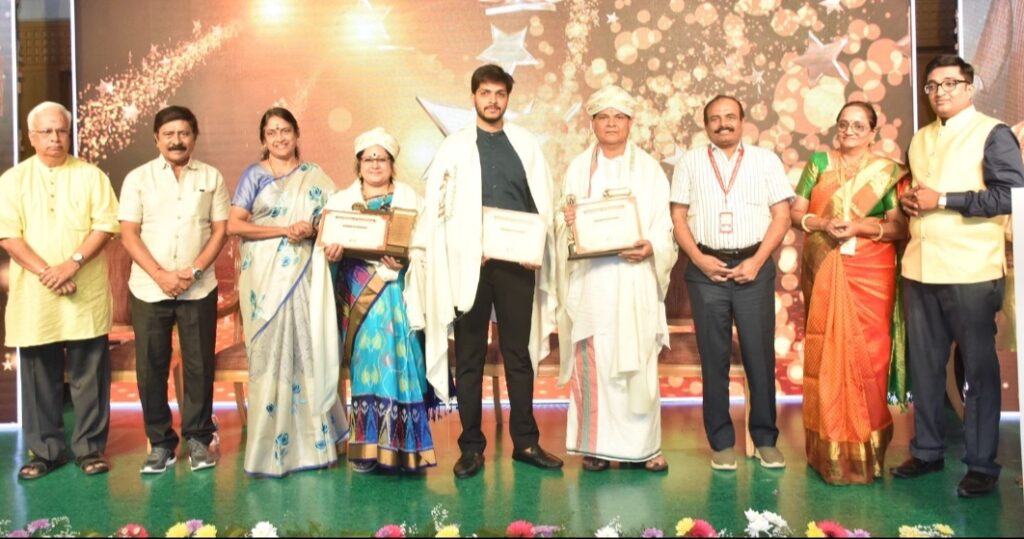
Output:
[957, 471, 998, 498]
[453, 452, 484, 479]
[512, 445, 564, 470]
[890, 457, 944, 479]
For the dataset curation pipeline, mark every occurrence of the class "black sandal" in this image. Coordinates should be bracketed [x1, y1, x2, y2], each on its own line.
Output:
[76, 452, 110, 476]
[582, 456, 610, 472]
[644, 456, 669, 473]
[18, 455, 66, 480]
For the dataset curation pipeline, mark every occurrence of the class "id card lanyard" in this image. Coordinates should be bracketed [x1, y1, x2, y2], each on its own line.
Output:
[708, 144, 745, 235]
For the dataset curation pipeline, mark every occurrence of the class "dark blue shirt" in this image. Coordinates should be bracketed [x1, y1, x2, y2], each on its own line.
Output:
[477, 128, 537, 213]
[945, 124, 1024, 216]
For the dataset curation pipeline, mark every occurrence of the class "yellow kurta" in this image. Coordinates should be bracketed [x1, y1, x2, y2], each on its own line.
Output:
[0, 156, 120, 347]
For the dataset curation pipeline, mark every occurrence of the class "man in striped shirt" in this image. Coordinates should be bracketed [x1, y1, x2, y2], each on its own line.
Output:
[670, 95, 794, 471]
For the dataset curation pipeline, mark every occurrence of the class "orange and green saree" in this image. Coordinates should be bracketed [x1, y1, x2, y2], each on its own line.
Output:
[797, 151, 907, 485]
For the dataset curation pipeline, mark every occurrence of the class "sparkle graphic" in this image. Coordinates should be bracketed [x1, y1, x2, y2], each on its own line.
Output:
[477, 26, 538, 75]
[347, 0, 411, 51]
[2, 353, 13, 372]
[480, 0, 562, 16]
[750, 68, 766, 97]
[76, 22, 240, 163]
[792, 32, 849, 86]
[605, 12, 619, 25]
[819, 0, 844, 15]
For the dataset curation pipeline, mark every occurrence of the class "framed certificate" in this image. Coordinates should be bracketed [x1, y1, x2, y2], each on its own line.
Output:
[318, 206, 417, 260]
[482, 207, 546, 266]
[569, 195, 643, 259]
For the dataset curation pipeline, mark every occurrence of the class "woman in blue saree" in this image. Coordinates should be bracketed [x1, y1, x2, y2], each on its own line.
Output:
[228, 108, 349, 477]
[317, 128, 436, 473]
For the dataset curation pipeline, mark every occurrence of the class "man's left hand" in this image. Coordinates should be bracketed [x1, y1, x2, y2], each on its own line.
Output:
[912, 186, 942, 212]
[39, 261, 78, 291]
[618, 240, 653, 263]
[727, 258, 763, 284]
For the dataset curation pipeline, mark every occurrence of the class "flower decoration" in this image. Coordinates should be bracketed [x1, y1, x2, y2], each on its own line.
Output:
[249, 521, 279, 538]
[116, 523, 150, 537]
[507, 521, 536, 537]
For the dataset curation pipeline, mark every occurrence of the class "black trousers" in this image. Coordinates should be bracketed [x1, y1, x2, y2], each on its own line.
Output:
[131, 288, 218, 449]
[685, 259, 779, 451]
[903, 278, 1004, 477]
[20, 335, 110, 460]
[454, 261, 539, 453]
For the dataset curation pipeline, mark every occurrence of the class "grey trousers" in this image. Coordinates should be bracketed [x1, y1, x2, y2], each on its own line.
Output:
[19, 335, 111, 460]
[685, 260, 779, 451]
[904, 277, 1004, 477]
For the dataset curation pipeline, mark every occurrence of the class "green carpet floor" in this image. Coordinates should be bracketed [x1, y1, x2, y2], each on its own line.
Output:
[1, 402, 1021, 536]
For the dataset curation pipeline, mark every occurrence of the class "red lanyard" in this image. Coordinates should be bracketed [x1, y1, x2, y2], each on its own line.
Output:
[707, 144, 745, 201]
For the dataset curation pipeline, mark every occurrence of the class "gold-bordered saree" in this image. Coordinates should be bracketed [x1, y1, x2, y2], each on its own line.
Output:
[797, 151, 908, 485]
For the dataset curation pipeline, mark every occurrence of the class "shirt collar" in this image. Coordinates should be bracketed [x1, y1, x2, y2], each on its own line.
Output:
[159, 156, 198, 171]
[710, 141, 745, 160]
[939, 105, 976, 130]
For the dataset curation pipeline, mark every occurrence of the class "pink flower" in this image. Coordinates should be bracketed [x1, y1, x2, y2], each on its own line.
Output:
[687, 520, 718, 538]
[185, 520, 204, 534]
[116, 524, 150, 538]
[533, 525, 561, 538]
[506, 521, 535, 538]
[26, 519, 51, 533]
[8, 531, 30, 538]
[375, 525, 405, 538]
[817, 521, 851, 537]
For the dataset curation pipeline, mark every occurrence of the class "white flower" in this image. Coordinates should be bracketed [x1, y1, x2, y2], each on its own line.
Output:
[763, 511, 788, 530]
[594, 526, 620, 538]
[744, 510, 772, 537]
[250, 521, 279, 538]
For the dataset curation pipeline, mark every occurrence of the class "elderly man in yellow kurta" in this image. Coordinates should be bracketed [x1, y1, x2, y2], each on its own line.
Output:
[0, 101, 120, 480]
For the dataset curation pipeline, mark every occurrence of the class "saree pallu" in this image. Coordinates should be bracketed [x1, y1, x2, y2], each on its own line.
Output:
[336, 194, 436, 472]
[236, 163, 349, 477]
[799, 152, 905, 485]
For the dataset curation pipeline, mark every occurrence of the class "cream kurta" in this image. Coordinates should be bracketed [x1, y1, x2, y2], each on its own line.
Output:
[555, 143, 677, 460]
[0, 156, 120, 347]
[411, 123, 557, 403]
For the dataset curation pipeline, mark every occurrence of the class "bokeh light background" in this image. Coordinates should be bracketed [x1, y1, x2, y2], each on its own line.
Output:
[73, 0, 915, 398]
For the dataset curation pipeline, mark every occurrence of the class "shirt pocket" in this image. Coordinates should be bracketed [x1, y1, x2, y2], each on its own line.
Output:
[183, 190, 214, 224]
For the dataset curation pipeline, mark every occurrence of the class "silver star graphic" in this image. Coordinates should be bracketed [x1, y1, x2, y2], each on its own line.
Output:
[793, 32, 849, 86]
[750, 68, 766, 97]
[477, 25, 538, 75]
[819, 0, 843, 15]
[122, 104, 140, 123]
[192, 20, 202, 35]
[480, 0, 562, 16]
[606, 12, 619, 25]
[417, 96, 531, 136]
[99, 80, 115, 94]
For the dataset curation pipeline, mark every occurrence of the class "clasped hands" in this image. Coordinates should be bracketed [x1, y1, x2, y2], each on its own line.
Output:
[898, 186, 941, 217]
[695, 255, 762, 284]
[155, 268, 197, 298]
[38, 261, 79, 296]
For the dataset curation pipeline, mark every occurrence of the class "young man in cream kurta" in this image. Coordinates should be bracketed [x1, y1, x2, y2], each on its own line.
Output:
[413, 64, 561, 478]
[556, 85, 677, 472]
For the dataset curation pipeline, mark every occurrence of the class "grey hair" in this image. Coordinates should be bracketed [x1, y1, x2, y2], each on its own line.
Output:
[27, 101, 72, 130]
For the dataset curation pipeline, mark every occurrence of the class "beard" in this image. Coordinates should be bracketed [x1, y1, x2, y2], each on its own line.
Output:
[475, 104, 506, 125]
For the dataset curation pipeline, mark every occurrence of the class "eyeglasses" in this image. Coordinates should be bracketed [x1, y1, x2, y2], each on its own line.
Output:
[923, 80, 969, 95]
[837, 121, 871, 134]
[360, 157, 390, 166]
[31, 128, 71, 138]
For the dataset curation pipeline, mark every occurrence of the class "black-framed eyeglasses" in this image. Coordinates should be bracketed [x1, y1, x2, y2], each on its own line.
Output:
[923, 80, 969, 95]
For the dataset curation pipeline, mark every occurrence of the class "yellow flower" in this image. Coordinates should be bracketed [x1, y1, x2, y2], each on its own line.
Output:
[194, 524, 217, 537]
[935, 524, 955, 536]
[435, 524, 460, 538]
[806, 522, 825, 538]
[165, 523, 191, 538]
[899, 526, 927, 538]
[676, 518, 695, 537]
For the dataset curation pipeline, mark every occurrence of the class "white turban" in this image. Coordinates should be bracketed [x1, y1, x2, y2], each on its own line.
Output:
[354, 127, 400, 159]
[585, 85, 637, 117]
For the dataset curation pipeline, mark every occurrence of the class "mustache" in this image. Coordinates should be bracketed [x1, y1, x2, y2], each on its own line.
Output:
[167, 144, 187, 151]
[714, 127, 735, 134]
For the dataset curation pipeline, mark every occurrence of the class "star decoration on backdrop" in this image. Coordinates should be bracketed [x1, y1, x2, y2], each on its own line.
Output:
[417, 97, 532, 136]
[2, 353, 14, 372]
[99, 80, 115, 94]
[606, 12, 619, 25]
[477, 26, 538, 75]
[750, 68, 766, 97]
[819, 0, 844, 15]
[121, 104, 140, 122]
[480, 0, 562, 16]
[792, 32, 850, 86]
[351, 0, 411, 51]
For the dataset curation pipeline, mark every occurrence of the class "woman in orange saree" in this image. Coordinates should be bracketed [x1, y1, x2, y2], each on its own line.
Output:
[791, 102, 909, 485]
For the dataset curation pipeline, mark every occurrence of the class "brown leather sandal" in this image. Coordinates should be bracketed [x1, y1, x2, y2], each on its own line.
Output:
[76, 452, 110, 476]
[582, 456, 610, 472]
[18, 455, 67, 480]
[644, 456, 669, 472]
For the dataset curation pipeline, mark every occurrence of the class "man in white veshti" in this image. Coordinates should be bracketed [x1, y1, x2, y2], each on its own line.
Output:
[412, 64, 562, 478]
[557, 85, 677, 472]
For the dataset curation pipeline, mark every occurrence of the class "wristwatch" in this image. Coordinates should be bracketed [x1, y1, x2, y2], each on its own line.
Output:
[191, 267, 203, 280]
[70, 252, 85, 267]
[937, 194, 947, 209]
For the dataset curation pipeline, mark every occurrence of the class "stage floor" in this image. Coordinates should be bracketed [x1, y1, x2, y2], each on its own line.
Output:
[1, 402, 1021, 536]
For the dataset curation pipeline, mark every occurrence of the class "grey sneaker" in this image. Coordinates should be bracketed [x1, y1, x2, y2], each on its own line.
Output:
[754, 446, 786, 469]
[140, 447, 176, 474]
[711, 448, 738, 471]
[187, 439, 218, 472]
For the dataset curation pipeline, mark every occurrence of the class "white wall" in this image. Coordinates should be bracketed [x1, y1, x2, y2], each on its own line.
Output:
[17, 0, 69, 20]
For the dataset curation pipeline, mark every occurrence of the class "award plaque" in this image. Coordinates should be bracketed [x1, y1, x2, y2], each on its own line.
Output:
[568, 190, 643, 259]
[481, 207, 546, 266]
[318, 204, 417, 260]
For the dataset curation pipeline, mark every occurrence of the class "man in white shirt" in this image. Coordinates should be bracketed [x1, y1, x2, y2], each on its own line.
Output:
[118, 106, 230, 474]
[670, 95, 794, 471]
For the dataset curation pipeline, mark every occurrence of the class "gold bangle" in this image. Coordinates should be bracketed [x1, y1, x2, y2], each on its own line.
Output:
[800, 213, 815, 233]
[873, 223, 885, 242]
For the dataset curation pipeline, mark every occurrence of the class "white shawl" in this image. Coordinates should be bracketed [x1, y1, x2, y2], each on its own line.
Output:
[554, 142, 678, 414]
[309, 180, 422, 414]
[410, 123, 558, 403]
